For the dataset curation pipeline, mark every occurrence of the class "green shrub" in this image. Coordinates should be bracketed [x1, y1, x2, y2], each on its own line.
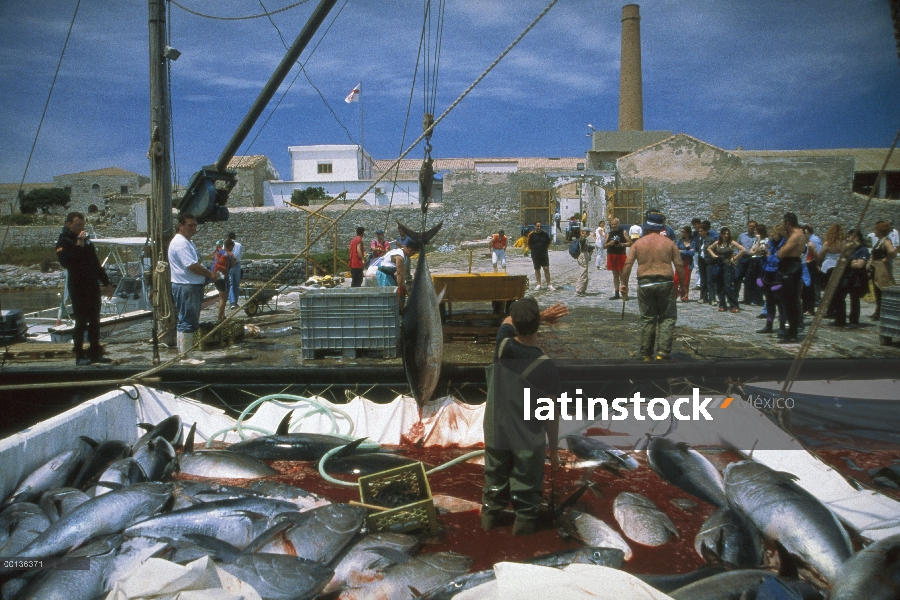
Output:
[0, 244, 58, 266]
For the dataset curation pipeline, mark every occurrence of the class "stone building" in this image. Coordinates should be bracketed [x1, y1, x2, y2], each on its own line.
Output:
[226, 155, 280, 207]
[53, 167, 150, 215]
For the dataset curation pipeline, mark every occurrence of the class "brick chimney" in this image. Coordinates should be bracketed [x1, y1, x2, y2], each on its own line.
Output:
[619, 4, 643, 131]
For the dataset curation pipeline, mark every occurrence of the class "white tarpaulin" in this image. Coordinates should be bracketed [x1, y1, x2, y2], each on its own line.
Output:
[104, 556, 261, 600]
[453, 563, 673, 600]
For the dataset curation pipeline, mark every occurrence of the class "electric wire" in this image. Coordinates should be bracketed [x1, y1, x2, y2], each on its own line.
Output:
[170, 0, 311, 21]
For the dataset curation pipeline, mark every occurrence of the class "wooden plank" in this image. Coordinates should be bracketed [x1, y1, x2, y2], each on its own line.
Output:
[2, 342, 73, 361]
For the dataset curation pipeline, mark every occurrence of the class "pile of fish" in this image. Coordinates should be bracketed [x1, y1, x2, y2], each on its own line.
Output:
[552, 433, 900, 599]
[2, 413, 899, 600]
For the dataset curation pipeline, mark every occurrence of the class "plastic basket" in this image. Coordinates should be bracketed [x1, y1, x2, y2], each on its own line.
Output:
[358, 462, 439, 536]
[299, 287, 399, 358]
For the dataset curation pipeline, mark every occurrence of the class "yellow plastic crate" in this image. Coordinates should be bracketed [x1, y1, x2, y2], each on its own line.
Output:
[358, 462, 439, 536]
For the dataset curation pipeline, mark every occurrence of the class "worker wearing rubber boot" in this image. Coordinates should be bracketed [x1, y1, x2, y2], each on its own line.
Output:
[482, 297, 567, 535]
[168, 213, 220, 365]
[620, 212, 687, 361]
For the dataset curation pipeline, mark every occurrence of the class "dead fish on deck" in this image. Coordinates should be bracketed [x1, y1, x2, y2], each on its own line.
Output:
[4, 444, 88, 505]
[179, 422, 278, 479]
[694, 507, 765, 567]
[830, 533, 900, 600]
[226, 410, 372, 461]
[125, 496, 297, 549]
[10, 535, 123, 600]
[92, 458, 146, 496]
[398, 221, 444, 407]
[323, 532, 420, 594]
[324, 451, 420, 476]
[247, 503, 366, 564]
[647, 437, 727, 508]
[339, 551, 472, 600]
[3, 483, 172, 572]
[0, 502, 51, 556]
[724, 460, 852, 585]
[564, 434, 639, 472]
[668, 569, 823, 600]
[248, 480, 330, 511]
[635, 565, 728, 594]
[432, 494, 481, 514]
[39, 488, 91, 523]
[613, 492, 679, 547]
[132, 436, 178, 482]
[72, 438, 132, 490]
[133, 415, 183, 453]
[558, 509, 632, 560]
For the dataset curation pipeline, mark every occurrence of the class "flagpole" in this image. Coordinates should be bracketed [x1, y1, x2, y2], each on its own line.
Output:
[359, 82, 366, 171]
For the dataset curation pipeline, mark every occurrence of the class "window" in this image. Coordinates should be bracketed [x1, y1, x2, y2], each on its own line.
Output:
[64, 186, 72, 195]
[317, 163, 333, 174]
[121, 185, 128, 194]
[577, 163, 585, 171]
[88, 204, 99, 214]
[92, 183, 100, 190]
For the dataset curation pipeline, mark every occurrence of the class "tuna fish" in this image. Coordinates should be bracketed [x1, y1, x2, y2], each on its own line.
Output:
[668, 569, 822, 600]
[635, 565, 728, 594]
[132, 436, 178, 482]
[218, 553, 335, 600]
[564, 435, 639, 472]
[0, 502, 50, 556]
[4, 445, 88, 505]
[4, 483, 172, 570]
[94, 458, 146, 496]
[247, 503, 366, 564]
[694, 507, 765, 567]
[323, 452, 419, 476]
[558, 509, 633, 560]
[829, 533, 900, 600]
[178, 423, 278, 479]
[10, 535, 123, 600]
[723, 460, 853, 585]
[225, 410, 371, 461]
[124, 497, 297, 549]
[398, 221, 444, 407]
[339, 551, 472, 600]
[39, 488, 91, 523]
[247, 480, 330, 512]
[323, 532, 420, 594]
[647, 437, 727, 508]
[72, 438, 132, 490]
[613, 492, 679, 547]
[133, 415, 183, 454]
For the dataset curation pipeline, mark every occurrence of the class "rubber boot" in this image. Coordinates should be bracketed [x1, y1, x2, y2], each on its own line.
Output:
[177, 331, 204, 365]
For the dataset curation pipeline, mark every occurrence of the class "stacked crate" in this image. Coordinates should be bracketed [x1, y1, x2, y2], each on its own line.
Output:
[299, 287, 400, 359]
[879, 286, 900, 345]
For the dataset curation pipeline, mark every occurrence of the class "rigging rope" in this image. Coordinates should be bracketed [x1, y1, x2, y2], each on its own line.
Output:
[170, 0, 311, 21]
[0, 0, 82, 259]
[125, 0, 560, 383]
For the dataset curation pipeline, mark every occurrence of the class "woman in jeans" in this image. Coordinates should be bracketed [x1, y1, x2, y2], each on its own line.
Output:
[833, 228, 870, 327]
[707, 227, 746, 313]
[757, 225, 787, 334]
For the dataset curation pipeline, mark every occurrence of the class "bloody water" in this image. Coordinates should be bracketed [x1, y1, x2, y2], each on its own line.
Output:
[180, 444, 730, 575]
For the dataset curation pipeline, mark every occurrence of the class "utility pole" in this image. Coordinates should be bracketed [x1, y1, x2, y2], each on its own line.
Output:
[148, 0, 176, 359]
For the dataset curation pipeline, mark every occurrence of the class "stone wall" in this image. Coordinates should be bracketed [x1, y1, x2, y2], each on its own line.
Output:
[616, 133, 900, 231]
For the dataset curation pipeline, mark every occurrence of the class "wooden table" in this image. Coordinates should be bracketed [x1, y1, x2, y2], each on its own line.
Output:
[431, 274, 528, 342]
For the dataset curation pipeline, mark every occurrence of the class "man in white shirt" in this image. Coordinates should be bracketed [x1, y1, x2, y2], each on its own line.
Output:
[226, 231, 243, 308]
[168, 213, 220, 365]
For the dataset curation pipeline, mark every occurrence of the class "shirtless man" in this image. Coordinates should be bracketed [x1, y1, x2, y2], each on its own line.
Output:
[620, 212, 686, 361]
[776, 212, 807, 343]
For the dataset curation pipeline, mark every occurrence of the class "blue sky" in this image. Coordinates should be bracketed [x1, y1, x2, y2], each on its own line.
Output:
[0, 0, 897, 186]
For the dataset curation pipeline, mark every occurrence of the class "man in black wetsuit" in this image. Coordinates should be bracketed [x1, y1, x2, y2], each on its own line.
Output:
[527, 221, 554, 291]
[56, 212, 114, 365]
[482, 297, 567, 535]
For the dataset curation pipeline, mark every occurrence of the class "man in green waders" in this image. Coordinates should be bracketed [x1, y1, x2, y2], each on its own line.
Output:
[482, 297, 568, 535]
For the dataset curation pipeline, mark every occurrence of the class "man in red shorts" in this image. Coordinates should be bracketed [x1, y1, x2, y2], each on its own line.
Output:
[604, 218, 632, 300]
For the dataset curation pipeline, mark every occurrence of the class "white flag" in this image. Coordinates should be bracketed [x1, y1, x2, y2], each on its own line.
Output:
[344, 83, 361, 103]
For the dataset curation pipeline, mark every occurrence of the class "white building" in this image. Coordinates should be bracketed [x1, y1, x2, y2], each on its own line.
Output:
[268, 144, 423, 207]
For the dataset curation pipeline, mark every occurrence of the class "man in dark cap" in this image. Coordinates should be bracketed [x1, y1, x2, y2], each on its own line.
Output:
[620, 212, 686, 361]
[482, 297, 567, 535]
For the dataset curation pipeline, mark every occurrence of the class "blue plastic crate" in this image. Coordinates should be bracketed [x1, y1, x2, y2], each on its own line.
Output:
[299, 287, 399, 358]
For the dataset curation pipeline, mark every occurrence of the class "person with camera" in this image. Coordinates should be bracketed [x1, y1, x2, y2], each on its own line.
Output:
[620, 213, 686, 361]
[604, 218, 631, 300]
[56, 212, 115, 366]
